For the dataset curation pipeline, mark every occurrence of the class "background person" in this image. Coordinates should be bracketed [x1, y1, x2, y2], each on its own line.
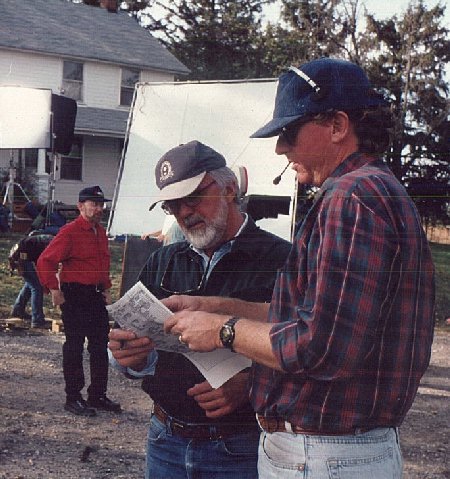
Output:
[37, 185, 121, 417]
[163, 59, 436, 479]
[9, 230, 55, 328]
[109, 140, 291, 479]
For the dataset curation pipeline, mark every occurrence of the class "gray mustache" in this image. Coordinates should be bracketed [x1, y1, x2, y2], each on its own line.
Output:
[183, 215, 204, 227]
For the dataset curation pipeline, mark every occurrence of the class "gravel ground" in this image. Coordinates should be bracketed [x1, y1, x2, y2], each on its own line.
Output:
[0, 325, 449, 479]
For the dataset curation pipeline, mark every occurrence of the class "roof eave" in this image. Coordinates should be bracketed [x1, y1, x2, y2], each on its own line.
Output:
[0, 45, 190, 76]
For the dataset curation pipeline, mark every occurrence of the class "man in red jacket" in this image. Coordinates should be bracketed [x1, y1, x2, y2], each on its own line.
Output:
[37, 186, 121, 417]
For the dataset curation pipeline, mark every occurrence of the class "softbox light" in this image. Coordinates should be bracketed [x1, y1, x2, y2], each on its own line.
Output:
[0, 86, 52, 149]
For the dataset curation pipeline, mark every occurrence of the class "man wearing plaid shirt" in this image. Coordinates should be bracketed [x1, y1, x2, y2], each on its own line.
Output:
[163, 58, 435, 478]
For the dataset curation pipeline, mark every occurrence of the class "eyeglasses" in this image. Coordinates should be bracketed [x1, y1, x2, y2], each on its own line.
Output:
[161, 180, 217, 215]
[160, 247, 212, 295]
[278, 118, 311, 146]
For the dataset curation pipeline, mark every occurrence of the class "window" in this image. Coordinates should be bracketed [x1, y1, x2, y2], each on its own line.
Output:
[120, 68, 140, 106]
[62, 61, 83, 101]
[60, 137, 83, 180]
[19, 149, 39, 169]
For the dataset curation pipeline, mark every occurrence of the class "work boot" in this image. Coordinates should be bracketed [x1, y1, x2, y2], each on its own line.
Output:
[64, 398, 97, 417]
[87, 395, 122, 413]
[10, 309, 31, 321]
[31, 321, 47, 329]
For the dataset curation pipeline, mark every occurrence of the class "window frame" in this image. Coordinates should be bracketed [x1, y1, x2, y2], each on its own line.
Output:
[59, 136, 83, 181]
[120, 67, 140, 106]
[62, 60, 84, 102]
[19, 148, 39, 170]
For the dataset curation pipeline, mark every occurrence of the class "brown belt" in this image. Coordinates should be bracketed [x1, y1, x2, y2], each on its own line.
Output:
[152, 403, 256, 440]
[257, 415, 374, 436]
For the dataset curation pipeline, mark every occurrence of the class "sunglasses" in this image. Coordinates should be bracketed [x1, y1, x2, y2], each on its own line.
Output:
[161, 180, 217, 215]
[278, 118, 312, 146]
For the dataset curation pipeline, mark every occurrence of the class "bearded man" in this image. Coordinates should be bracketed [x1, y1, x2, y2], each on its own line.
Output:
[108, 140, 291, 479]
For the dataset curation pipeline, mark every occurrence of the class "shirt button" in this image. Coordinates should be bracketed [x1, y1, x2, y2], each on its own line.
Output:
[298, 464, 305, 471]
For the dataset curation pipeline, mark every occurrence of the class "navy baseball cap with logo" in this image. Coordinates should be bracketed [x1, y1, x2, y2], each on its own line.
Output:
[78, 185, 111, 203]
[149, 140, 226, 211]
[251, 57, 387, 138]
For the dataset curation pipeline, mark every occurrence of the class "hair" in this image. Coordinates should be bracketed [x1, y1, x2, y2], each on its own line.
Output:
[208, 167, 241, 204]
[312, 107, 394, 155]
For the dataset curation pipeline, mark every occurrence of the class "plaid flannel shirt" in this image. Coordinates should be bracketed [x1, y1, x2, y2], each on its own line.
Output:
[250, 152, 435, 434]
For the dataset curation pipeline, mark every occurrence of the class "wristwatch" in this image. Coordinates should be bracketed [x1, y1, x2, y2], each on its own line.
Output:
[219, 316, 240, 352]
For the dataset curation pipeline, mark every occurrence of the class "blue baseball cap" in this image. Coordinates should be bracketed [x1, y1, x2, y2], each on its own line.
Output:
[251, 58, 387, 138]
[149, 140, 226, 211]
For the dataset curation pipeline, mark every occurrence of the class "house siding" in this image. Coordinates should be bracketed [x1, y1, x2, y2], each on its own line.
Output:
[0, 51, 61, 92]
[52, 136, 120, 204]
[0, 51, 175, 205]
[0, 51, 174, 109]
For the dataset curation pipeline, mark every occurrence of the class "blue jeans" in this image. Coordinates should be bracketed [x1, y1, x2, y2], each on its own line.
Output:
[12, 283, 31, 316]
[146, 415, 259, 479]
[258, 427, 402, 478]
[12, 261, 45, 325]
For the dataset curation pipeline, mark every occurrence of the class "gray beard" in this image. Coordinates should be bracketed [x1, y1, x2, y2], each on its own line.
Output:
[181, 198, 228, 250]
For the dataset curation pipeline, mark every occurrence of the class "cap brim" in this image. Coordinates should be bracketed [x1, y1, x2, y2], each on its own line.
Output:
[250, 115, 303, 138]
[149, 172, 206, 211]
[80, 197, 111, 202]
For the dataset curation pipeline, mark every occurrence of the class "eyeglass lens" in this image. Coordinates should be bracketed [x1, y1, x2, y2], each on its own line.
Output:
[162, 180, 216, 215]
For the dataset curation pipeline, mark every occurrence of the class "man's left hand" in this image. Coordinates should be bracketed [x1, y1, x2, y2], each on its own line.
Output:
[187, 372, 249, 418]
[164, 310, 226, 352]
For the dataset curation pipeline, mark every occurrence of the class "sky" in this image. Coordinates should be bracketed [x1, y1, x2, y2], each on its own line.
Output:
[263, 0, 449, 24]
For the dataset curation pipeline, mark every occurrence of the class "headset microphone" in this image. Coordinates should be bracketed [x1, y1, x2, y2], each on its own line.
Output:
[273, 162, 291, 185]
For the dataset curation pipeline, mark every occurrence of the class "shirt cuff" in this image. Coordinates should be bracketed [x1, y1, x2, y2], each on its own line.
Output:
[108, 349, 158, 378]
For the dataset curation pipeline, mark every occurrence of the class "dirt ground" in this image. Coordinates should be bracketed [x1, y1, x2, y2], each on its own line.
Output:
[0, 325, 448, 479]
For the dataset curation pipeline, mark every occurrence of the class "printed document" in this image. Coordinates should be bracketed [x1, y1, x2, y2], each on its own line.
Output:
[107, 281, 251, 388]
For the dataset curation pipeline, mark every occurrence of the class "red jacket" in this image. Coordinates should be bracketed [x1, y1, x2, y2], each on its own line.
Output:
[37, 215, 111, 291]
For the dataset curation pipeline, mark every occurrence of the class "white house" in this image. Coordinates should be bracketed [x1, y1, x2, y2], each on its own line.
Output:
[0, 0, 189, 207]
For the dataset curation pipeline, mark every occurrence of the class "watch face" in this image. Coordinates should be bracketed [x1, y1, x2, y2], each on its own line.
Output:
[221, 326, 232, 342]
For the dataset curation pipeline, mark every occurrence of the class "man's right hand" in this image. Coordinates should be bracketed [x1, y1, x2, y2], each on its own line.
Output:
[50, 289, 65, 306]
[108, 328, 154, 371]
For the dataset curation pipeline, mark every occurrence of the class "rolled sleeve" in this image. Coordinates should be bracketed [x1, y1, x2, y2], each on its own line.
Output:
[269, 190, 399, 378]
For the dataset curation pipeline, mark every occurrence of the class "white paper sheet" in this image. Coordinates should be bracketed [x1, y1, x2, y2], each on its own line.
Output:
[107, 282, 251, 388]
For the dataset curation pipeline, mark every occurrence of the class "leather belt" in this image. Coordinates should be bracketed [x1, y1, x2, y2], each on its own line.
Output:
[152, 403, 255, 440]
[62, 282, 104, 293]
[257, 415, 373, 436]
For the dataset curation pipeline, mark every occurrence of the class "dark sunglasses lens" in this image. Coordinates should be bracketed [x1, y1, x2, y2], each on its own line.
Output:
[280, 119, 309, 145]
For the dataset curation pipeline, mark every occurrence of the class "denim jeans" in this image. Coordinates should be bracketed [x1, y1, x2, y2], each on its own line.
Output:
[13, 261, 45, 324]
[145, 414, 259, 479]
[258, 427, 402, 479]
[12, 283, 31, 316]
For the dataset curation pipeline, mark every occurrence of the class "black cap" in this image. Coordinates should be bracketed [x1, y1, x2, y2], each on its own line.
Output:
[78, 185, 111, 203]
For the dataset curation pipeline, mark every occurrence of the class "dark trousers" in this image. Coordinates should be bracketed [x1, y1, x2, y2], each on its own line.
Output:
[60, 283, 110, 402]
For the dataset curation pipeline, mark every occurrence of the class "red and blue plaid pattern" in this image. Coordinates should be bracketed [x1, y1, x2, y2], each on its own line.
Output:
[250, 152, 435, 433]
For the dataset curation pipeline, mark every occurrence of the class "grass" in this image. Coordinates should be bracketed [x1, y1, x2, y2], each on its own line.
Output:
[0, 234, 449, 325]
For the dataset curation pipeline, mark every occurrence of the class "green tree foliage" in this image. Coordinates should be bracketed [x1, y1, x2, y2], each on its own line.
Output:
[78, 0, 449, 224]
[130, 0, 277, 80]
[363, 1, 449, 224]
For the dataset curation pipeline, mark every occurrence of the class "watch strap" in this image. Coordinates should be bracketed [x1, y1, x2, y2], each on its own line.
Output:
[220, 316, 240, 351]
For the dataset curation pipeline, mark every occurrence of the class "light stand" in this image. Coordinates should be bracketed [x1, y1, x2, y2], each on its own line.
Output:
[46, 116, 58, 226]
